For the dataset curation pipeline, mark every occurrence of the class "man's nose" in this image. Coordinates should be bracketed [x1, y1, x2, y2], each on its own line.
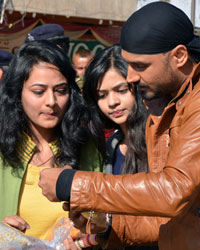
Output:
[127, 65, 140, 84]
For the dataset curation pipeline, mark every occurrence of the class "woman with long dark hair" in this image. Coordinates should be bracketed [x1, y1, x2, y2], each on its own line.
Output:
[0, 40, 101, 240]
[83, 44, 148, 175]
[58, 44, 149, 250]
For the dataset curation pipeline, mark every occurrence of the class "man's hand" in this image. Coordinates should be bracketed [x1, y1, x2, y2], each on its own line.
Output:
[63, 202, 70, 211]
[38, 165, 71, 202]
[69, 211, 88, 234]
[2, 215, 30, 233]
[69, 210, 107, 234]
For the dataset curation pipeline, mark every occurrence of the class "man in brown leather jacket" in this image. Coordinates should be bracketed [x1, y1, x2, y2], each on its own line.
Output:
[39, 2, 200, 249]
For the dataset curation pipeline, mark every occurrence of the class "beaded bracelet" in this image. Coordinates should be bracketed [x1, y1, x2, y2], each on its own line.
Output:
[75, 234, 98, 248]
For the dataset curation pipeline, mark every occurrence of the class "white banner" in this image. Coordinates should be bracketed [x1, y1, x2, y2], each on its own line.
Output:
[137, 0, 200, 28]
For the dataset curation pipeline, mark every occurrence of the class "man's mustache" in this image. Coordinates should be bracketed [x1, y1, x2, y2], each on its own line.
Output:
[132, 81, 151, 89]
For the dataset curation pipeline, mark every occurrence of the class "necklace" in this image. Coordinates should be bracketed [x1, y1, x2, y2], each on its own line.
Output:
[38, 155, 55, 167]
[32, 154, 55, 167]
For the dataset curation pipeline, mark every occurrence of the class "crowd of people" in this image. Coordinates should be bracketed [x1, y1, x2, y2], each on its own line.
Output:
[1, 1, 200, 250]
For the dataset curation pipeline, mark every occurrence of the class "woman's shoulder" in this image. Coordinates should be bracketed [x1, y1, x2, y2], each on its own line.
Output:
[106, 130, 123, 151]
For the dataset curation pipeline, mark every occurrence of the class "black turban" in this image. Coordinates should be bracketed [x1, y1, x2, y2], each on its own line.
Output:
[120, 1, 200, 55]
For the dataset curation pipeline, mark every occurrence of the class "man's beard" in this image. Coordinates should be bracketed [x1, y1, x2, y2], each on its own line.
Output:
[139, 89, 162, 101]
[136, 83, 163, 101]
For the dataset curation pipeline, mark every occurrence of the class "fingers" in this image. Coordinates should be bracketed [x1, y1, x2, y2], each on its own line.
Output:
[38, 168, 61, 202]
[63, 202, 70, 211]
[69, 211, 107, 234]
[90, 223, 107, 234]
[64, 236, 81, 250]
[69, 211, 84, 220]
[2, 215, 30, 233]
[69, 211, 88, 233]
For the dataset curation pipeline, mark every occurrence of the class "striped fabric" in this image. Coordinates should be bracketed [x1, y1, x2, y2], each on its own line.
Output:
[17, 132, 59, 165]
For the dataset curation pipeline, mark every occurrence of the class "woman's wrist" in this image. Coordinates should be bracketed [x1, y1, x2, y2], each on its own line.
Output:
[75, 234, 98, 248]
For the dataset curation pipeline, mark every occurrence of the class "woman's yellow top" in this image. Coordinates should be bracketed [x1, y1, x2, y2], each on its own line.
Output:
[14, 132, 101, 240]
[18, 164, 68, 240]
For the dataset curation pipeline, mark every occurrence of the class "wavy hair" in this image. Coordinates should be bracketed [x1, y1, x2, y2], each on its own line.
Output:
[0, 40, 89, 168]
[83, 44, 148, 173]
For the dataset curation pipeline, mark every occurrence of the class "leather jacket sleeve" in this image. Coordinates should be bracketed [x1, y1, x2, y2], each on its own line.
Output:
[70, 168, 198, 217]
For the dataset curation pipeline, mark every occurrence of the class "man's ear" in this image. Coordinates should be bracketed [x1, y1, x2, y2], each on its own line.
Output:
[171, 44, 188, 68]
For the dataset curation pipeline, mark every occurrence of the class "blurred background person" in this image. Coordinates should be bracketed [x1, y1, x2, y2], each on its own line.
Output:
[72, 48, 93, 90]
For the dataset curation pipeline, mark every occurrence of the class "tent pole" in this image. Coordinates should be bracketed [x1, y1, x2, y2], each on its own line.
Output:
[191, 0, 196, 26]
